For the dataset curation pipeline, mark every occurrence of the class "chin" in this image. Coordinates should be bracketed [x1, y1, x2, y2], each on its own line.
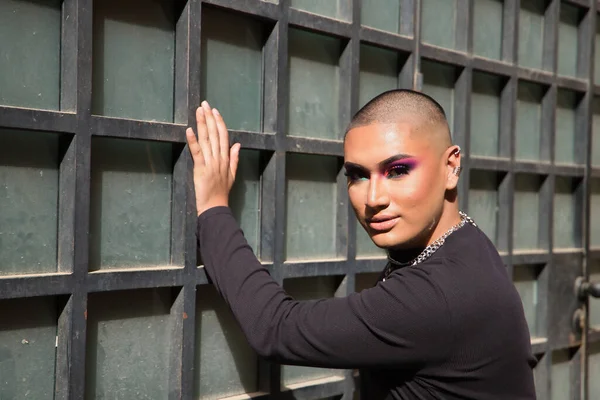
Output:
[370, 232, 409, 250]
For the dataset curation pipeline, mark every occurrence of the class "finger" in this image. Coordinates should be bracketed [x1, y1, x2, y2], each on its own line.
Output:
[229, 143, 241, 182]
[212, 108, 230, 160]
[195, 106, 212, 163]
[185, 128, 204, 164]
[202, 101, 220, 159]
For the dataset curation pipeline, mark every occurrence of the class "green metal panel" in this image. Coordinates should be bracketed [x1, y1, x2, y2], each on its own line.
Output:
[285, 154, 338, 261]
[85, 289, 172, 400]
[519, 0, 546, 70]
[558, 4, 579, 77]
[358, 45, 399, 109]
[92, 0, 175, 122]
[0, 0, 61, 110]
[288, 29, 341, 140]
[555, 90, 579, 165]
[281, 277, 345, 386]
[514, 174, 543, 251]
[513, 265, 540, 338]
[421, 0, 456, 49]
[0, 297, 57, 400]
[89, 138, 173, 270]
[468, 170, 499, 248]
[551, 350, 572, 400]
[229, 150, 262, 257]
[0, 129, 59, 275]
[195, 285, 257, 399]
[360, 0, 400, 33]
[201, 7, 264, 132]
[356, 224, 386, 258]
[421, 60, 455, 129]
[473, 0, 503, 60]
[290, 0, 344, 20]
[553, 177, 580, 249]
[471, 72, 502, 157]
[516, 82, 544, 161]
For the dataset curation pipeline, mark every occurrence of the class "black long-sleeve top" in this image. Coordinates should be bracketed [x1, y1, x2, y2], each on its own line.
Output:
[197, 207, 537, 399]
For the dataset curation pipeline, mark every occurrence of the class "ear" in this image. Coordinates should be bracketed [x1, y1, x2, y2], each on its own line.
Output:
[445, 145, 462, 190]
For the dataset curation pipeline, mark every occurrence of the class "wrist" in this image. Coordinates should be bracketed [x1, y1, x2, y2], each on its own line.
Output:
[197, 200, 229, 216]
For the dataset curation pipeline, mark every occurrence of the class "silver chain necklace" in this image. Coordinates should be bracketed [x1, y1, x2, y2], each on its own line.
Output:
[383, 211, 477, 280]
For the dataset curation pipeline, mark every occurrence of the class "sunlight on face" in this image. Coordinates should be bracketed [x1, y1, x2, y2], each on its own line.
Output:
[343, 122, 449, 250]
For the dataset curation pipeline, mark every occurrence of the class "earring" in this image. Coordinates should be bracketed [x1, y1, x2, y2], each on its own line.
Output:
[454, 146, 461, 155]
[453, 166, 462, 176]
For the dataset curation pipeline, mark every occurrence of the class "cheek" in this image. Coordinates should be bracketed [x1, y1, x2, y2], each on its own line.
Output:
[348, 186, 366, 216]
[388, 173, 431, 206]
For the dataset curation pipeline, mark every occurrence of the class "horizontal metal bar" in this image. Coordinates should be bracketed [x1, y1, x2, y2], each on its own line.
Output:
[555, 75, 588, 93]
[286, 136, 344, 156]
[554, 163, 586, 177]
[511, 251, 551, 266]
[91, 116, 187, 142]
[280, 375, 346, 400]
[0, 273, 73, 300]
[0, 107, 77, 133]
[201, 0, 280, 21]
[587, 248, 600, 260]
[354, 258, 387, 274]
[471, 57, 514, 79]
[281, 260, 350, 279]
[516, 68, 555, 86]
[86, 268, 185, 292]
[513, 160, 553, 175]
[288, 7, 353, 39]
[590, 167, 600, 178]
[530, 337, 549, 355]
[420, 45, 469, 68]
[552, 249, 585, 258]
[588, 329, 600, 343]
[359, 27, 414, 53]
[469, 156, 512, 172]
[230, 130, 278, 151]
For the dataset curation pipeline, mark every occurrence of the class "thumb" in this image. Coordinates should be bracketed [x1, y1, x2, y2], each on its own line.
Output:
[229, 143, 241, 182]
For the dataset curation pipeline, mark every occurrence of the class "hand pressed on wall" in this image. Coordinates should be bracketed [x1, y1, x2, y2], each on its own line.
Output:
[186, 101, 241, 216]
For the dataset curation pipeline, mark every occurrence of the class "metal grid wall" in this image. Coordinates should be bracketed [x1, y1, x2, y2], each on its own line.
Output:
[1, 0, 600, 398]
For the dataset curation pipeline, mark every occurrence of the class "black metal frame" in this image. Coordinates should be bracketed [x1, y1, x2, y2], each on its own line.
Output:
[2, 0, 600, 398]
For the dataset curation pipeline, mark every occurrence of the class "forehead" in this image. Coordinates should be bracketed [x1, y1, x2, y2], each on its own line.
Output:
[344, 122, 433, 164]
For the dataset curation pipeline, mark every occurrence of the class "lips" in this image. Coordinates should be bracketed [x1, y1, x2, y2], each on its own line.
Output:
[367, 216, 400, 231]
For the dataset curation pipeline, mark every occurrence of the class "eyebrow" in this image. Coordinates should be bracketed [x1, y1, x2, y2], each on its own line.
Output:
[343, 153, 415, 171]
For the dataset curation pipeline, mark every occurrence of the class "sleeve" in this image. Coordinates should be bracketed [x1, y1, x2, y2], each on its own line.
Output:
[197, 206, 454, 370]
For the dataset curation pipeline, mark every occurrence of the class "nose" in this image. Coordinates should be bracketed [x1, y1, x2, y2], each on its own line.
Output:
[366, 175, 390, 210]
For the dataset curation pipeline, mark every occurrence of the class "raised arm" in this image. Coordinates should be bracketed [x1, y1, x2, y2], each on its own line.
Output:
[187, 102, 453, 369]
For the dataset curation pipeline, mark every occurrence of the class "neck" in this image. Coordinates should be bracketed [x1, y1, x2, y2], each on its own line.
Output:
[387, 247, 424, 264]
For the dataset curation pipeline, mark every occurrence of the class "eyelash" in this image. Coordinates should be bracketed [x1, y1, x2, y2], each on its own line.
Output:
[344, 164, 413, 182]
[385, 164, 411, 178]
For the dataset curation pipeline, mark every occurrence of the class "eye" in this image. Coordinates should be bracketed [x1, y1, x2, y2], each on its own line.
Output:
[385, 164, 411, 178]
[344, 169, 369, 182]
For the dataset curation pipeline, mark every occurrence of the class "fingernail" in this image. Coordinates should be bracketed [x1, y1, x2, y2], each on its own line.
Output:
[213, 108, 220, 116]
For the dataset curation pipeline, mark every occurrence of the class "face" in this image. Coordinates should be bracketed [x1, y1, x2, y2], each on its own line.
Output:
[344, 122, 456, 250]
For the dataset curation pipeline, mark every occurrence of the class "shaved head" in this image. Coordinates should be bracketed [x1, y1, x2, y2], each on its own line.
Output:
[345, 89, 452, 149]
[343, 89, 462, 251]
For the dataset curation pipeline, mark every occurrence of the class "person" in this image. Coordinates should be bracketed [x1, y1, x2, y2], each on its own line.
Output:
[186, 89, 537, 399]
